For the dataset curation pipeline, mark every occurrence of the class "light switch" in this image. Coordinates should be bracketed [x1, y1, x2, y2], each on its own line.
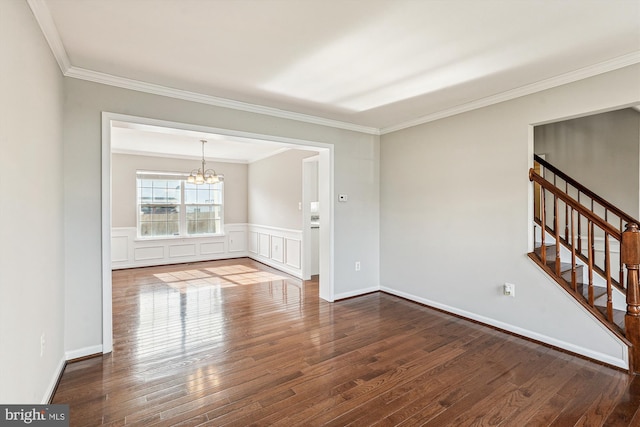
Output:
[338, 194, 348, 202]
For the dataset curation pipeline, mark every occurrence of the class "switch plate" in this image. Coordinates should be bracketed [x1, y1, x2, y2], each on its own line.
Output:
[338, 194, 348, 202]
[355, 261, 361, 271]
[503, 283, 515, 297]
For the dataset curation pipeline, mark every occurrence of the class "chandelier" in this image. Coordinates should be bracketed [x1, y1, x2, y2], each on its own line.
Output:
[187, 140, 224, 184]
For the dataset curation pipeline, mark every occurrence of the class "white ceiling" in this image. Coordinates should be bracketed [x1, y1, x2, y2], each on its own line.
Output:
[29, 0, 640, 158]
[110, 121, 306, 163]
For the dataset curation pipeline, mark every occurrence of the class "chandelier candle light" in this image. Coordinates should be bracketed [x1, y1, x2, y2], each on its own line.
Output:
[188, 139, 224, 184]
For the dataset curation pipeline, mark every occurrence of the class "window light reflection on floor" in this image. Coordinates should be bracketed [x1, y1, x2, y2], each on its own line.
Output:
[153, 264, 295, 291]
[131, 262, 305, 363]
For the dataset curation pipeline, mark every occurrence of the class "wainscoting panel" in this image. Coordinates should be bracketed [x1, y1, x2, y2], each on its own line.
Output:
[229, 231, 246, 253]
[286, 238, 301, 269]
[248, 225, 303, 279]
[112, 224, 302, 278]
[169, 244, 196, 258]
[112, 224, 248, 269]
[259, 233, 271, 258]
[201, 242, 225, 255]
[134, 246, 164, 261]
[248, 231, 258, 254]
[271, 236, 284, 263]
[111, 235, 129, 262]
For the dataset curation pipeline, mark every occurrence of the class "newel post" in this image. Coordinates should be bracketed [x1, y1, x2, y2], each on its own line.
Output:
[622, 223, 640, 374]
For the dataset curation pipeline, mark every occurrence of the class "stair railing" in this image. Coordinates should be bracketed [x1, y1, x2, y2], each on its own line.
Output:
[534, 155, 637, 287]
[529, 158, 640, 373]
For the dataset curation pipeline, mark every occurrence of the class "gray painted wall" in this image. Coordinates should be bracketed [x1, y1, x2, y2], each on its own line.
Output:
[248, 149, 318, 229]
[63, 78, 380, 353]
[534, 108, 640, 218]
[380, 64, 640, 367]
[112, 153, 248, 227]
[0, 1, 66, 403]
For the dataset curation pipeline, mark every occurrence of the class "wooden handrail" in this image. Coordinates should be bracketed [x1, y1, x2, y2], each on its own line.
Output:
[534, 154, 639, 228]
[529, 168, 621, 239]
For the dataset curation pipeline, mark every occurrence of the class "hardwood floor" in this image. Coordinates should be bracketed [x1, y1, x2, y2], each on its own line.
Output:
[52, 258, 640, 426]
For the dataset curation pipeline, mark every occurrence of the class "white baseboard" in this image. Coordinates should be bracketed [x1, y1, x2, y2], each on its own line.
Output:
[334, 286, 380, 300]
[41, 355, 66, 404]
[248, 254, 303, 279]
[380, 286, 629, 370]
[65, 344, 103, 361]
[43, 345, 107, 403]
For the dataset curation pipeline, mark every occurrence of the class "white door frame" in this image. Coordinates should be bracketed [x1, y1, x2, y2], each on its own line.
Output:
[302, 156, 319, 280]
[101, 112, 335, 353]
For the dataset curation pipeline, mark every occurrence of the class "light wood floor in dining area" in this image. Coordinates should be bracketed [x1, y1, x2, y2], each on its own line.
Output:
[52, 258, 640, 426]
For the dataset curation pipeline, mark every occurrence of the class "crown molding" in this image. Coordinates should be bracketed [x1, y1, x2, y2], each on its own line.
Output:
[27, 0, 71, 73]
[61, 53, 640, 137]
[380, 51, 640, 134]
[64, 66, 380, 135]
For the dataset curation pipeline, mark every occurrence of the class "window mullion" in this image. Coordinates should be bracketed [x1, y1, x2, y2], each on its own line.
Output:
[180, 181, 186, 236]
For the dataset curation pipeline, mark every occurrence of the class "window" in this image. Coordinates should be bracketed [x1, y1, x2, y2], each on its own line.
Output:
[137, 172, 223, 238]
[184, 182, 223, 235]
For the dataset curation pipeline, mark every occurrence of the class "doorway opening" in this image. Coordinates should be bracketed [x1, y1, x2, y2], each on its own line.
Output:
[101, 112, 335, 353]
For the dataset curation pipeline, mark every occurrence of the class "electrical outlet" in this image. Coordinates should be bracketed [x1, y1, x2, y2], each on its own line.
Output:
[355, 261, 361, 271]
[503, 283, 515, 297]
[40, 333, 45, 357]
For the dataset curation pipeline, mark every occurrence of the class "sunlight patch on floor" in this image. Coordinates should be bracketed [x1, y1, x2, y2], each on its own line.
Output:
[153, 264, 294, 291]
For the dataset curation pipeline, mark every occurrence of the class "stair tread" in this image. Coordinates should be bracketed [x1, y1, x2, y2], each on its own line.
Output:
[575, 282, 608, 299]
[594, 305, 626, 329]
[547, 260, 581, 274]
[534, 245, 560, 263]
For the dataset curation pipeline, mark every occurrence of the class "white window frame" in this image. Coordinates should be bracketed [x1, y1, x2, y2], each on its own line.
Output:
[136, 171, 224, 239]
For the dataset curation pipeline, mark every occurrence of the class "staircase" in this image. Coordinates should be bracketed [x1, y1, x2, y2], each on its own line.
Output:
[529, 155, 640, 373]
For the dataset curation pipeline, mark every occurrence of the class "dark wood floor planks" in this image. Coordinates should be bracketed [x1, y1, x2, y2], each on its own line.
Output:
[52, 258, 640, 426]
